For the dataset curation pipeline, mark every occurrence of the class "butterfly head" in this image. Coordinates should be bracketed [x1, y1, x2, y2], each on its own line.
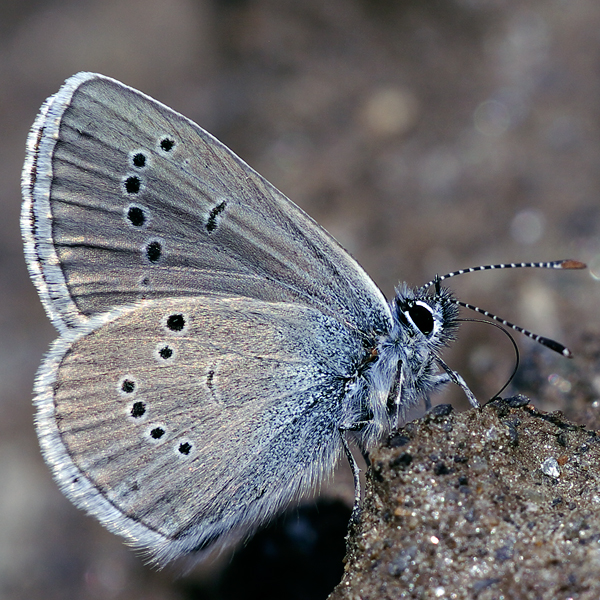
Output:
[368, 282, 463, 418]
[392, 282, 459, 353]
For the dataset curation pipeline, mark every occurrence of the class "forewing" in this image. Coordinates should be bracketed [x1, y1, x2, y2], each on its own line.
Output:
[22, 72, 392, 335]
[35, 296, 361, 565]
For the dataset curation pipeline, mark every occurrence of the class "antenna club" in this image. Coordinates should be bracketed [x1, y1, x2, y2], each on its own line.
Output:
[534, 336, 574, 358]
[558, 259, 587, 270]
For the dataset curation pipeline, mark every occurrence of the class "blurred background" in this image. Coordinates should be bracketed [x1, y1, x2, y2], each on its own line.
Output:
[2, 0, 600, 598]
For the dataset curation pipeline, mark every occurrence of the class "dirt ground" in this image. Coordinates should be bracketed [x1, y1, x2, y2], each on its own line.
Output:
[1, 1, 599, 599]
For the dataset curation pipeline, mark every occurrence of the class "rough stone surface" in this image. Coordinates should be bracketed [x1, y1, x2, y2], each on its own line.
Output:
[330, 398, 600, 600]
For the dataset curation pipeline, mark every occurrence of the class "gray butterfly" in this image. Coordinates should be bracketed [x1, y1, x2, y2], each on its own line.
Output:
[21, 72, 582, 567]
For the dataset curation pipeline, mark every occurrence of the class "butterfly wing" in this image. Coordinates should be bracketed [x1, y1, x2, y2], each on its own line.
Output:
[23, 73, 395, 566]
[22, 72, 392, 335]
[36, 295, 361, 564]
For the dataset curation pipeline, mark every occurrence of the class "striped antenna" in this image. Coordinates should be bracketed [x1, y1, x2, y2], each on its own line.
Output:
[419, 260, 586, 292]
[421, 259, 586, 357]
[455, 300, 572, 357]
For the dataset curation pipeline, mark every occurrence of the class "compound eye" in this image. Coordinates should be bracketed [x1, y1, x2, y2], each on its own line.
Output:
[408, 303, 435, 336]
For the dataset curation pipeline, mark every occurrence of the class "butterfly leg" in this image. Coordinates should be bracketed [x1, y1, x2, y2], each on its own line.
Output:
[338, 419, 377, 529]
[423, 395, 432, 411]
[340, 432, 362, 524]
[435, 360, 480, 408]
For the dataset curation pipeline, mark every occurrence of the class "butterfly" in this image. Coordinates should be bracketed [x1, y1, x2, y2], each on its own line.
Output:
[21, 72, 584, 566]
